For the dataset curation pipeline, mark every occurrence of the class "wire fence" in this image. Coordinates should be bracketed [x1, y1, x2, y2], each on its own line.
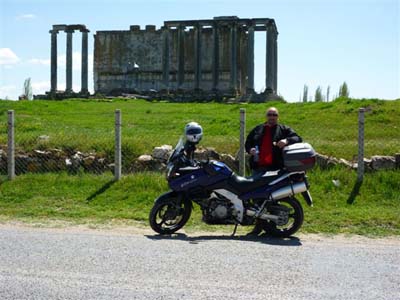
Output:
[0, 108, 241, 179]
[1, 106, 399, 180]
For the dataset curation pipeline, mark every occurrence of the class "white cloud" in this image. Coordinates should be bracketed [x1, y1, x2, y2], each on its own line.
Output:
[0, 85, 18, 100]
[31, 81, 50, 94]
[28, 58, 50, 65]
[0, 48, 20, 65]
[16, 14, 36, 20]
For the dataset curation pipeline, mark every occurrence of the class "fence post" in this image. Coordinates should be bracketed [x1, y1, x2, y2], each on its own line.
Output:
[239, 108, 246, 176]
[115, 109, 122, 180]
[357, 107, 365, 181]
[7, 110, 15, 180]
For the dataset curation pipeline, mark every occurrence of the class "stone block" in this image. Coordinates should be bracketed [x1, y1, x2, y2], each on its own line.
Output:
[152, 145, 173, 162]
[134, 154, 165, 172]
[370, 155, 396, 170]
[395, 153, 400, 169]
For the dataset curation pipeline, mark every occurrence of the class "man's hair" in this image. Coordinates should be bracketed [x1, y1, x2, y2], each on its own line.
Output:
[266, 107, 279, 115]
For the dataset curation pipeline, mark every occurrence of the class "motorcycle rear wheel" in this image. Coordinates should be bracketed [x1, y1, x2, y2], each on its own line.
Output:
[149, 196, 191, 234]
[261, 197, 304, 238]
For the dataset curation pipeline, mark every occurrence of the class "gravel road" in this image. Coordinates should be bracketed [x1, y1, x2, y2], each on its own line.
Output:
[0, 225, 399, 300]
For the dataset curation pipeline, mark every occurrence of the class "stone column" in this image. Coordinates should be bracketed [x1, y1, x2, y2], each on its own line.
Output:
[80, 29, 89, 94]
[162, 27, 170, 89]
[246, 24, 255, 92]
[212, 23, 219, 90]
[65, 29, 74, 93]
[177, 25, 185, 88]
[230, 22, 238, 92]
[265, 25, 275, 93]
[273, 31, 278, 93]
[50, 29, 58, 92]
[194, 24, 202, 90]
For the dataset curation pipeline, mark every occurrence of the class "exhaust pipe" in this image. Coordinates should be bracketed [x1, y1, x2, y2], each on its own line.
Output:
[270, 182, 307, 200]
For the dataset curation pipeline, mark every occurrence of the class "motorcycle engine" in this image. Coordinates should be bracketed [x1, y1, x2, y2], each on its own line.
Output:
[202, 196, 234, 224]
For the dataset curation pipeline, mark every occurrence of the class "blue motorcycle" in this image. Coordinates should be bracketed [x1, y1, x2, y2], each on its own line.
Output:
[149, 137, 315, 238]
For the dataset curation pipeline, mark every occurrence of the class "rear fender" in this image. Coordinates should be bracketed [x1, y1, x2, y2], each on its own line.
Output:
[301, 190, 313, 207]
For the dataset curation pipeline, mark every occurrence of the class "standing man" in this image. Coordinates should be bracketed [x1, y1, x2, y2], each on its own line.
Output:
[245, 107, 302, 175]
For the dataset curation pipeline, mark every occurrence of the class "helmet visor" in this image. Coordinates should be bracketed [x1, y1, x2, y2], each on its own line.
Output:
[186, 128, 202, 135]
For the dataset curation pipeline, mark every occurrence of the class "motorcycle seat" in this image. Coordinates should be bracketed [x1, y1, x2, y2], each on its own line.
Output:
[227, 169, 286, 194]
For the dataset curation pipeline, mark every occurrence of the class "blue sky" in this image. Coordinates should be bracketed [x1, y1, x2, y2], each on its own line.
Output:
[0, 0, 399, 101]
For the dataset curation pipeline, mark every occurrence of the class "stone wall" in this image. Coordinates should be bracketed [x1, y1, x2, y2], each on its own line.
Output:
[1, 146, 399, 176]
[94, 24, 248, 95]
[94, 27, 164, 93]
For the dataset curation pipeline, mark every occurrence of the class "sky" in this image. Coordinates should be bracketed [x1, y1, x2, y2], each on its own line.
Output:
[0, 0, 399, 101]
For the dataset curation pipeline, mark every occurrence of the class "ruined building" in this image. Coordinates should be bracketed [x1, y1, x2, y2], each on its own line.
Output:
[46, 17, 278, 101]
[47, 24, 90, 98]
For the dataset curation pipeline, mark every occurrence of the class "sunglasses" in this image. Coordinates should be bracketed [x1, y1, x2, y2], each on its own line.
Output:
[267, 113, 278, 117]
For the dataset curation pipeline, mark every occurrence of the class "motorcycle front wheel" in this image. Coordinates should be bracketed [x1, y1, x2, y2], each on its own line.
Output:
[261, 197, 304, 238]
[149, 195, 192, 234]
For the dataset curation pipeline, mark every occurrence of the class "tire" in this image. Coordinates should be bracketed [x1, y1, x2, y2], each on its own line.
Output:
[261, 197, 304, 238]
[149, 195, 192, 235]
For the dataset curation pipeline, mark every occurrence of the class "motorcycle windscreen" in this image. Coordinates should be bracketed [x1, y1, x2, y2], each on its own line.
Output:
[168, 137, 185, 163]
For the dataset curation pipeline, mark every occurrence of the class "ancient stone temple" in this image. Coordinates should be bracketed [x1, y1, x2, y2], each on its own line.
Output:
[94, 16, 278, 100]
[44, 17, 278, 101]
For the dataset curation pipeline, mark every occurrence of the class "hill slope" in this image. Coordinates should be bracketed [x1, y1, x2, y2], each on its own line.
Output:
[0, 97, 399, 161]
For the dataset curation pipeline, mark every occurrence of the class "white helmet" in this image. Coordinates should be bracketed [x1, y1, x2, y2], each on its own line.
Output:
[184, 122, 203, 144]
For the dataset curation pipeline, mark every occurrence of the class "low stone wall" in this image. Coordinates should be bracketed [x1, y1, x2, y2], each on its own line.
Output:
[0, 146, 399, 175]
[133, 145, 238, 172]
[0, 148, 113, 175]
[316, 153, 400, 172]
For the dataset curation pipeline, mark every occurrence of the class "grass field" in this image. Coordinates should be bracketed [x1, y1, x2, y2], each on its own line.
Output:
[0, 97, 399, 161]
[0, 167, 399, 236]
[0, 97, 399, 236]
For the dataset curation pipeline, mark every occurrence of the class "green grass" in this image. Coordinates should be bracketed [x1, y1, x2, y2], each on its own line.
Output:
[0, 98, 399, 236]
[0, 97, 399, 162]
[0, 168, 399, 236]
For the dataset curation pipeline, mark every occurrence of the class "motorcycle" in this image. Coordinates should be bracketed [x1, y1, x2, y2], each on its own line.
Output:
[149, 137, 316, 238]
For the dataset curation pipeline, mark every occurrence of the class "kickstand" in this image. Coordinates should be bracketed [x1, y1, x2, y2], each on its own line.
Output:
[231, 223, 238, 237]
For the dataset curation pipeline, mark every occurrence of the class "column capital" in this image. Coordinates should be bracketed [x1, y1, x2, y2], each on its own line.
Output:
[65, 29, 75, 33]
[247, 24, 255, 32]
[247, 19, 255, 27]
[79, 28, 90, 33]
[266, 21, 278, 34]
[49, 29, 59, 34]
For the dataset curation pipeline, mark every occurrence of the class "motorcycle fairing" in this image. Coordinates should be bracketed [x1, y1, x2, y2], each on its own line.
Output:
[169, 161, 233, 192]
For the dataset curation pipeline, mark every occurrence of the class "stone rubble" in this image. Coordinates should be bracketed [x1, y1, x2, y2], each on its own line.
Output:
[0, 146, 398, 175]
